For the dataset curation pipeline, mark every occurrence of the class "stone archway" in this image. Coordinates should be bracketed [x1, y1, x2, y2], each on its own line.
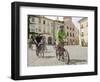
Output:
[48, 37, 52, 45]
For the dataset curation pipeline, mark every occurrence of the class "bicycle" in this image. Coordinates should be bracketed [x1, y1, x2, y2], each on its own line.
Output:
[56, 42, 70, 64]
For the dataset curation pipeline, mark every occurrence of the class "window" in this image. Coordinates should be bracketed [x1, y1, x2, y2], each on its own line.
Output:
[67, 32, 69, 36]
[29, 17, 35, 23]
[70, 27, 71, 30]
[67, 26, 69, 29]
[35, 28, 38, 32]
[73, 39, 74, 42]
[39, 18, 41, 23]
[86, 22, 88, 27]
[73, 33, 74, 37]
[31, 18, 34, 22]
[43, 20, 45, 24]
[70, 32, 72, 37]
[81, 24, 83, 29]
[29, 24, 35, 32]
[73, 28, 74, 31]
[38, 26, 41, 32]
[81, 32, 84, 37]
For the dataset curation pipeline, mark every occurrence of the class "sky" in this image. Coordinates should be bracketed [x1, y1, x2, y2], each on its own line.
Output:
[72, 17, 82, 29]
[45, 16, 83, 30]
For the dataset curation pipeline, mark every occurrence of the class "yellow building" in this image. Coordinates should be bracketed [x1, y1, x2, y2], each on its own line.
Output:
[79, 17, 88, 47]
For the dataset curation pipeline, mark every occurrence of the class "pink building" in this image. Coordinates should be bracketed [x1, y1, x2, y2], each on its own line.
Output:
[63, 16, 79, 45]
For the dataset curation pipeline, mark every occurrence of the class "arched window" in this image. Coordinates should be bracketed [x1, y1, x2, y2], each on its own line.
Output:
[67, 32, 69, 36]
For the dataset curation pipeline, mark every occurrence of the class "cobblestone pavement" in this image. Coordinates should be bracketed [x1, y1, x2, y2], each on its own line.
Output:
[27, 45, 87, 66]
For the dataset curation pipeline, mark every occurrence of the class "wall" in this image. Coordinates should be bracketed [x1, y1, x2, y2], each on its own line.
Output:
[0, 0, 99, 82]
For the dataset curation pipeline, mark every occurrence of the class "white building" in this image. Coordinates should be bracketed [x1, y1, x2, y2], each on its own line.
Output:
[28, 15, 54, 44]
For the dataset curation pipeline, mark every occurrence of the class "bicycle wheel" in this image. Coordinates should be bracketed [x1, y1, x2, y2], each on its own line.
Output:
[41, 46, 45, 57]
[36, 46, 41, 56]
[36, 48, 39, 56]
[63, 49, 70, 64]
[38, 45, 44, 57]
[56, 49, 60, 60]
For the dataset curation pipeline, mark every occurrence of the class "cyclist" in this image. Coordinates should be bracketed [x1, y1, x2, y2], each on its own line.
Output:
[34, 33, 43, 56]
[56, 25, 67, 60]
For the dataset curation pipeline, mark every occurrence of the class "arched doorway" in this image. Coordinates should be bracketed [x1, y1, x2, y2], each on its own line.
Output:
[48, 37, 52, 45]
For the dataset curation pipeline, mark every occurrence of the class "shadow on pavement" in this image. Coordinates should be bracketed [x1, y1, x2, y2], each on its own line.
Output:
[69, 59, 87, 65]
[38, 56, 55, 59]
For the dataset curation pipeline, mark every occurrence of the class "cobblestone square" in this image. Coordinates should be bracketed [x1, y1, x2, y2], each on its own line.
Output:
[27, 45, 87, 66]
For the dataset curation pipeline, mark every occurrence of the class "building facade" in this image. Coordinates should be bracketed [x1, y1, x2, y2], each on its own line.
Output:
[28, 15, 79, 45]
[28, 15, 54, 44]
[79, 17, 88, 47]
[63, 16, 79, 45]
